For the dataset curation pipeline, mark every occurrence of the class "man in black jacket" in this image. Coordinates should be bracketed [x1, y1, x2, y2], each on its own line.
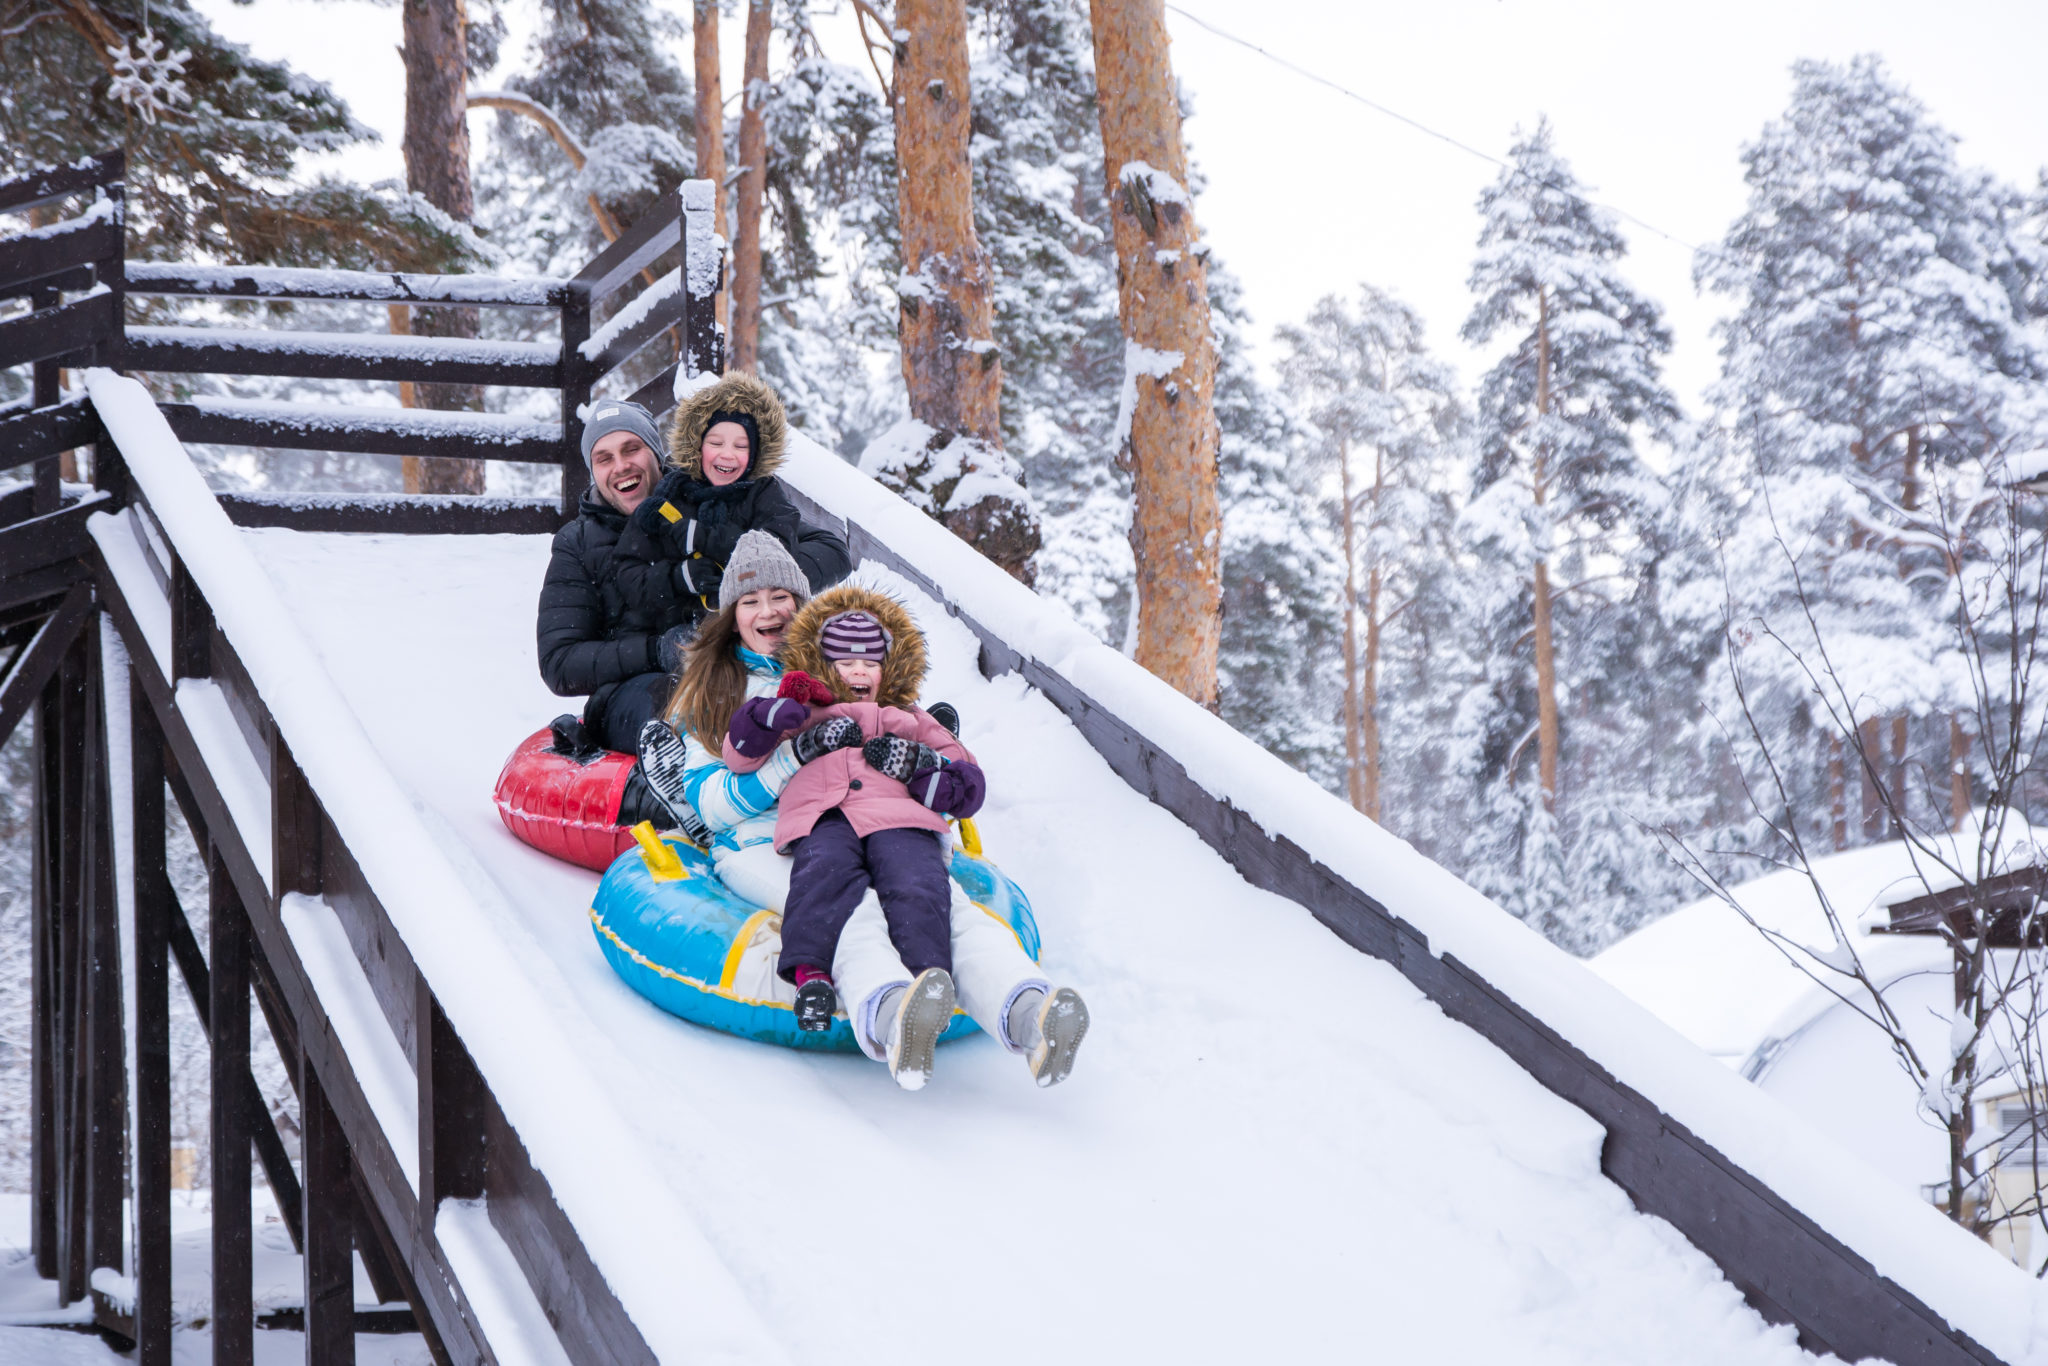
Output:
[536, 399, 686, 754]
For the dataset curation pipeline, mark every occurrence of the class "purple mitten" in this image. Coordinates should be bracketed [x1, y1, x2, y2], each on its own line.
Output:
[727, 695, 809, 758]
[910, 760, 985, 820]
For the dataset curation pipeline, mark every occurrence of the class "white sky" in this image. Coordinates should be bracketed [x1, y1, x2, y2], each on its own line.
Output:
[198, 0, 2048, 410]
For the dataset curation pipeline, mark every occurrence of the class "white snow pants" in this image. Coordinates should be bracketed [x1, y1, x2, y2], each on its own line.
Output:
[714, 840, 1048, 1062]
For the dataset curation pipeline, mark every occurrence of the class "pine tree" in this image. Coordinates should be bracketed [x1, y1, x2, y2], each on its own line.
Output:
[0, 0, 479, 270]
[1276, 284, 1464, 820]
[1689, 55, 2048, 853]
[1456, 118, 1680, 949]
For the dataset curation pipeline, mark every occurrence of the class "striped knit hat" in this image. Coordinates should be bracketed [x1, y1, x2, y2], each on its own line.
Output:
[818, 610, 891, 662]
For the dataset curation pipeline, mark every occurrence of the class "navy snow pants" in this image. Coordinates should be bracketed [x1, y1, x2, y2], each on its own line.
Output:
[779, 810, 952, 981]
[590, 670, 672, 754]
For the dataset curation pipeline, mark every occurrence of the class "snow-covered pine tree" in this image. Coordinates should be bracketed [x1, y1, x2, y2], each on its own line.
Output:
[1456, 118, 1680, 951]
[0, 0, 477, 270]
[1688, 55, 2048, 854]
[1275, 284, 1465, 821]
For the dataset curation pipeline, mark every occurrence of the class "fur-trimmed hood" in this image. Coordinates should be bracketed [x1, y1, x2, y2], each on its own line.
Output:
[780, 584, 926, 708]
[666, 373, 788, 482]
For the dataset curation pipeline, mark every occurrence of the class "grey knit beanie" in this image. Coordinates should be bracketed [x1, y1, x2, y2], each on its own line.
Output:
[579, 399, 665, 468]
[719, 530, 811, 611]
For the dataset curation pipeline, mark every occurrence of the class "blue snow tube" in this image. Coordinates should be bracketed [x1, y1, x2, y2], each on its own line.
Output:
[590, 822, 1041, 1052]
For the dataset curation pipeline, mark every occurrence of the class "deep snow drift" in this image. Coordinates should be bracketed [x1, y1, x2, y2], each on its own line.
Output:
[243, 525, 1843, 1366]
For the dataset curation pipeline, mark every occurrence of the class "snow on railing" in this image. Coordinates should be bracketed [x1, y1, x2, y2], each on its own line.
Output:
[772, 427, 2044, 1366]
[125, 260, 571, 308]
[82, 368, 785, 1366]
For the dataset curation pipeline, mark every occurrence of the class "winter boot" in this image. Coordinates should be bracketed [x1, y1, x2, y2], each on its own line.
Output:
[550, 713, 599, 759]
[616, 763, 711, 846]
[1009, 986, 1089, 1088]
[793, 968, 837, 1032]
[635, 720, 696, 829]
[926, 701, 960, 737]
[882, 968, 956, 1092]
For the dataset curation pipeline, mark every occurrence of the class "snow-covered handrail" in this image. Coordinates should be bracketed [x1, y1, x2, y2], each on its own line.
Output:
[772, 429, 2038, 1366]
[125, 260, 573, 308]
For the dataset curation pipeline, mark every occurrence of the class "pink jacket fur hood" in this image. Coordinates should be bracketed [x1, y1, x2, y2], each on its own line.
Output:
[720, 583, 975, 851]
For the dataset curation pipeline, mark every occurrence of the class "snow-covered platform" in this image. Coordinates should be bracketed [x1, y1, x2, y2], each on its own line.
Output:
[246, 523, 1833, 1365]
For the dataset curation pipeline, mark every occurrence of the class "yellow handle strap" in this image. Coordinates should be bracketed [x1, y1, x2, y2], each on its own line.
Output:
[955, 817, 983, 858]
[630, 821, 688, 880]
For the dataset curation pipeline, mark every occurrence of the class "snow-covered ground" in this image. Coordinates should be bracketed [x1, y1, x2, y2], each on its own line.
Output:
[234, 525, 1850, 1366]
[0, 1192, 430, 1364]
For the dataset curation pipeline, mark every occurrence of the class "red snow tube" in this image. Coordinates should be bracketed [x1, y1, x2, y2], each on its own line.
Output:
[493, 728, 639, 871]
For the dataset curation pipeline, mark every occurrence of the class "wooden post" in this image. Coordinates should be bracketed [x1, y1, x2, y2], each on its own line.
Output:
[301, 1052, 356, 1366]
[681, 180, 726, 380]
[560, 286, 592, 523]
[132, 684, 173, 1363]
[54, 632, 89, 1302]
[32, 281, 61, 515]
[82, 622, 125, 1289]
[210, 851, 254, 1366]
[170, 556, 213, 682]
[417, 986, 487, 1218]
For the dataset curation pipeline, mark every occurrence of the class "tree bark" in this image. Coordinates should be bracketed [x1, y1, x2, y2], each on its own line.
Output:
[894, 0, 1037, 579]
[693, 0, 730, 339]
[1339, 437, 1363, 813]
[729, 0, 771, 373]
[402, 0, 486, 494]
[1950, 716, 1971, 830]
[1828, 733, 1847, 850]
[1531, 288, 1560, 811]
[1089, 0, 1220, 706]
[1860, 714, 1886, 842]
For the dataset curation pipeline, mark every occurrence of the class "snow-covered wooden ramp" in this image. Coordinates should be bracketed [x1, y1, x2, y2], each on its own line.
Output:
[59, 370, 2042, 1366]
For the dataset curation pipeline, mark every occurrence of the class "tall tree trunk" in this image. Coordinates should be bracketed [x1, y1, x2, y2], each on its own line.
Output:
[402, 0, 485, 494]
[894, 0, 1038, 579]
[1530, 288, 1561, 811]
[693, 0, 730, 340]
[1089, 0, 1220, 705]
[1829, 733, 1847, 850]
[729, 0, 771, 372]
[1339, 437, 1363, 813]
[1859, 715, 1886, 842]
[1951, 717, 1972, 830]
[1890, 713, 1909, 837]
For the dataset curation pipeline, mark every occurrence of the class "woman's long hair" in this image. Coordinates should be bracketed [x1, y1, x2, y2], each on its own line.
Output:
[664, 605, 753, 748]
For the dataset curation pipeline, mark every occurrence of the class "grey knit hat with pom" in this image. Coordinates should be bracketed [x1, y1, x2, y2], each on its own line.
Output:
[719, 530, 811, 611]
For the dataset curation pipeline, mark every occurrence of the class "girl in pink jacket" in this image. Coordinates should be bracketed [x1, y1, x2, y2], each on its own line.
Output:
[722, 582, 1083, 1090]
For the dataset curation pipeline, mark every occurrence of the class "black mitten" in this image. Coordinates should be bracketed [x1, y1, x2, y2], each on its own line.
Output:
[793, 716, 863, 764]
[673, 557, 723, 607]
[862, 735, 941, 783]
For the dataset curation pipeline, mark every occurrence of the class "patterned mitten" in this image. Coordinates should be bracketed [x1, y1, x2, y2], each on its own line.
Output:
[793, 716, 864, 764]
[910, 759, 985, 819]
[862, 735, 941, 784]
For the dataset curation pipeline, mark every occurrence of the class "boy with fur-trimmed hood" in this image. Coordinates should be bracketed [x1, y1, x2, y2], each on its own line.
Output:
[721, 582, 1088, 1090]
[609, 373, 850, 632]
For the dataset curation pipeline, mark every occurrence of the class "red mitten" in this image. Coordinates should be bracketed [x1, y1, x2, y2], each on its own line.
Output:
[777, 670, 837, 705]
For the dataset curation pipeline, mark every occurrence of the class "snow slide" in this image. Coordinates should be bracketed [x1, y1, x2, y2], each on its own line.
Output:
[84, 370, 2044, 1364]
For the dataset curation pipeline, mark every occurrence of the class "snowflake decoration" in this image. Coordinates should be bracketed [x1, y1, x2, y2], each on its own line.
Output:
[107, 35, 192, 126]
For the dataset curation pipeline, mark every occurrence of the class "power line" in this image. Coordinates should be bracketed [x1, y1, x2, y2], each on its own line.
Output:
[1161, 2, 1709, 257]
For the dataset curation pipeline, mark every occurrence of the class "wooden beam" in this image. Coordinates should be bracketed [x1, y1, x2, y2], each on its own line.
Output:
[218, 492, 560, 537]
[169, 554, 212, 682]
[210, 850, 255, 1366]
[0, 149, 122, 215]
[301, 1053, 356, 1366]
[158, 402, 564, 466]
[131, 684, 173, 1365]
[559, 287, 592, 521]
[0, 214, 121, 294]
[125, 327, 560, 389]
[571, 196, 681, 305]
[0, 395, 103, 474]
[0, 498, 99, 582]
[125, 260, 571, 309]
[0, 288, 118, 370]
[82, 627, 125, 1289]
[0, 582, 93, 748]
[417, 987, 487, 1216]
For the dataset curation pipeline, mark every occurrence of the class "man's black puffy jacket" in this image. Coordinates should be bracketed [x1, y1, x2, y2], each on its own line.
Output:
[536, 488, 682, 727]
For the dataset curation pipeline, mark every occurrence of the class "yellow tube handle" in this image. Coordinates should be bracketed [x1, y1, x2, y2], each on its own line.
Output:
[630, 821, 687, 880]
[955, 817, 983, 858]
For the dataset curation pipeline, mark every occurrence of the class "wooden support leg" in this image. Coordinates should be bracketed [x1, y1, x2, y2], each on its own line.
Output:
[30, 679, 59, 1280]
[83, 624, 125, 1287]
[210, 852, 253, 1366]
[132, 689, 173, 1364]
[56, 634, 88, 1303]
[301, 1053, 355, 1366]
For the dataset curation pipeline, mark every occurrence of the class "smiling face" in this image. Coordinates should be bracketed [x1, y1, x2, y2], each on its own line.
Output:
[734, 588, 797, 655]
[700, 421, 752, 487]
[590, 430, 661, 514]
[830, 656, 884, 702]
